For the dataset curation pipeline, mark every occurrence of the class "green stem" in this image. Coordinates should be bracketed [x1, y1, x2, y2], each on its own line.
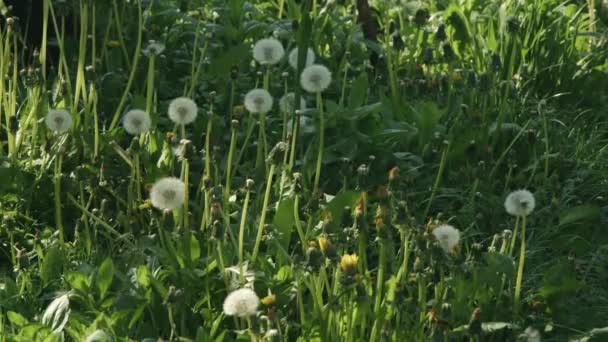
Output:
[225, 125, 237, 203]
[514, 215, 527, 312]
[424, 142, 450, 217]
[251, 164, 276, 263]
[370, 240, 387, 341]
[238, 189, 251, 265]
[54, 152, 65, 246]
[145, 55, 156, 115]
[313, 92, 324, 194]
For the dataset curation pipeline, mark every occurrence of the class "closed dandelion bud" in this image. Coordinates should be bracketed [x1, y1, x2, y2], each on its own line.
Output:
[267, 142, 288, 165]
[491, 54, 502, 71]
[341, 206, 353, 228]
[422, 48, 434, 65]
[232, 105, 246, 119]
[230, 119, 239, 130]
[441, 42, 454, 61]
[210, 202, 223, 221]
[230, 65, 239, 80]
[468, 308, 482, 336]
[340, 253, 359, 276]
[506, 15, 520, 33]
[245, 178, 255, 190]
[318, 235, 338, 260]
[414, 8, 430, 27]
[436, 23, 447, 42]
[9, 116, 19, 134]
[261, 294, 276, 306]
[17, 248, 29, 270]
[292, 172, 303, 194]
[441, 302, 452, 316]
[203, 176, 212, 190]
[165, 285, 181, 304]
[306, 245, 323, 270]
[413, 256, 423, 272]
[212, 219, 224, 240]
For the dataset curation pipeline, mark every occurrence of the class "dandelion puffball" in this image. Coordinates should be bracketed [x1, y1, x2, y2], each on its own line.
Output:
[123, 109, 151, 135]
[300, 64, 332, 93]
[244, 89, 273, 114]
[222, 288, 260, 317]
[150, 177, 186, 210]
[279, 92, 306, 113]
[253, 38, 285, 65]
[288, 47, 315, 69]
[432, 224, 460, 254]
[505, 189, 535, 217]
[45, 109, 73, 133]
[168, 97, 198, 125]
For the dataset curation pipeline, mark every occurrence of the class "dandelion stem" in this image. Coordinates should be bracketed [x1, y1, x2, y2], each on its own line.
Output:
[514, 215, 527, 312]
[370, 240, 387, 341]
[424, 141, 450, 217]
[313, 92, 324, 194]
[205, 111, 213, 178]
[54, 152, 65, 246]
[238, 188, 251, 265]
[251, 163, 276, 264]
[225, 124, 237, 203]
[145, 55, 156, 115]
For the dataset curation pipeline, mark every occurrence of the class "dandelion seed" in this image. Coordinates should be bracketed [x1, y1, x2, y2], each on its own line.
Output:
[505, 189, 535, 217]
[279, 92, 306, 113]
[300, 64, 332, 93]
[150, 177, 186, 210]
[168, 97, 198, 125]
[222, 288, 260, 317]
[432, 224, 460, 254]
[288, 47, 315, 69]
[122, 109, 151, 135]
[244, 89, 273, 114]
[253, 38, 285, 65]
[45, 109, 73, 133]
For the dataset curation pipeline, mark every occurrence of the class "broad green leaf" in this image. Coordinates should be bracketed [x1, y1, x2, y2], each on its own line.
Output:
[96, 258, 114, 299]
[7, 311, 28, 327]
[273, 198, 296, 252]
[66, 271, 90, 292]
[559, 205, 601, 226]
[349, 72, 368, 109]
[324, 191, 361, 232]
[191, 234, 201, 262]
[484, 252, 515, 278]
[40, 247, 64, 286]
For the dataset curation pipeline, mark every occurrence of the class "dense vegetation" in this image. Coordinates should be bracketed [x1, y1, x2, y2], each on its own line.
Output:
[1, 0, 607, 341]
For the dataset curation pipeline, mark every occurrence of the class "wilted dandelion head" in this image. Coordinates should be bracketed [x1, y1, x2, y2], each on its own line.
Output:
[300, 64, 331, 93]
[142, 40, 165, 57]
[222, 288, 260, 317]
[45, 108, 73, 133]
[279, 92, 306, 113]
[123, 109, 151, 135]
[253, 38, 284, 65]
[504, 189, 535, 217]
[432, 224, 460, 254]
[244, 89, 273, 114]
[168, 97, 198, 125]
[150, 177, 186, 210]
[288, 47, 315, 69]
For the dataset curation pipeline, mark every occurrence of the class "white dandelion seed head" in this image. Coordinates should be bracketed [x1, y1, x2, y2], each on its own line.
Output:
[244, 89, 273, 114]
[150, 177, 186, 210]
[518, 327, 541, 342]
[432, 224, 460, 254]
[505, 189, 535, 217]
[142, 40, 165, 57]
[253, 38, 285, 65]
[122, 109, 151, 135]
[300, 64, 332, 93]
[222, 288, 260, 317]
[168, 97, 198, 125]
[279, 92, 306, 113]
[45, 108, 73, 133]
[288, 47, 315, 69]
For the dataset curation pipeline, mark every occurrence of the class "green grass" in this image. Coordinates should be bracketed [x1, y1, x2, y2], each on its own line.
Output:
[1, 0, 607, 341]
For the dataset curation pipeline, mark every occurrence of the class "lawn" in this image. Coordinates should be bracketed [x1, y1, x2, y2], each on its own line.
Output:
[0, 0, 607, 341]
